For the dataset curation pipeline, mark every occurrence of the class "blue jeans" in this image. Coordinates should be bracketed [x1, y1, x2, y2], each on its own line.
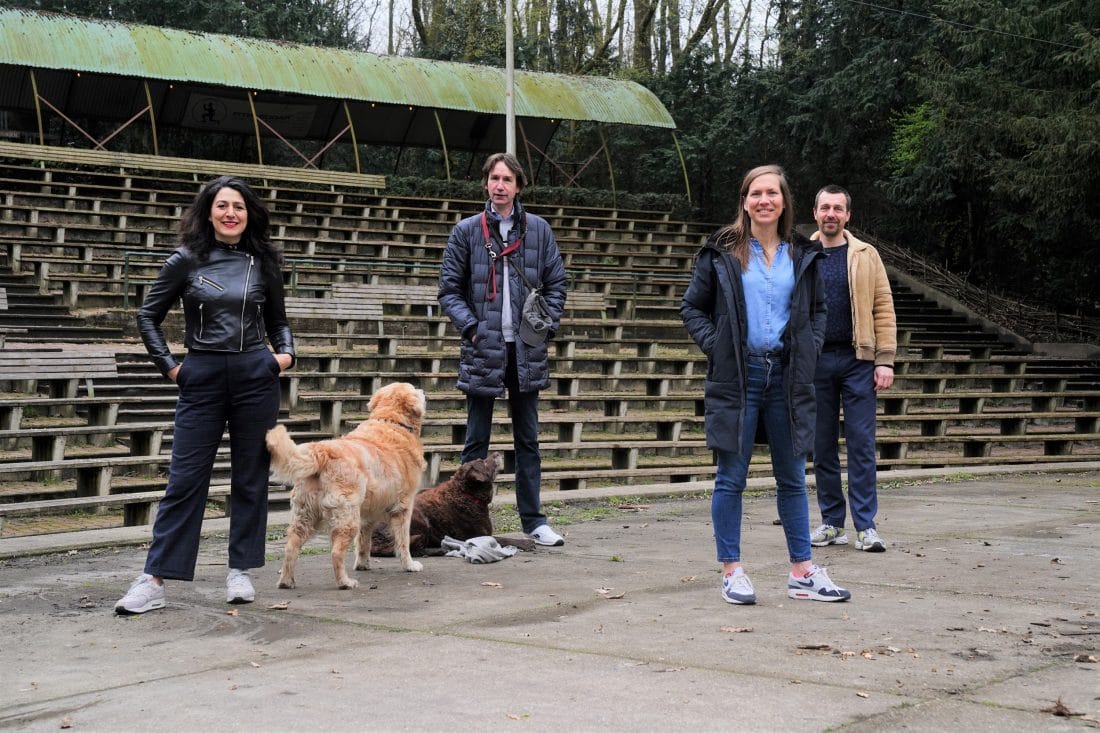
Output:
[460, 342, 545, 534]
[145, 349, 281, 580]
[712, 355, 812, 564]
[814, 347, 879, 531]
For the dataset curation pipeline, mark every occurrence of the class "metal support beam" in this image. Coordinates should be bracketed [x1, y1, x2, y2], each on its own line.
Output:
[672, 131, 691, 203]
[29, 69, 44, 146]
[343, 101, 361, 174]
[143, 81, 159, 156]
[247, 91, 263, 166]
[433, 110, 451, 181]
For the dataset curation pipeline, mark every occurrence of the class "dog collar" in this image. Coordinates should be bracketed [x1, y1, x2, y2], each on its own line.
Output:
[369, 417, 419, 435]
[461, 488, 491, 508]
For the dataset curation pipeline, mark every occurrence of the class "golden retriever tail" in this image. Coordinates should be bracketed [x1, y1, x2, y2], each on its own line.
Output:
[266, 424, 325, 483]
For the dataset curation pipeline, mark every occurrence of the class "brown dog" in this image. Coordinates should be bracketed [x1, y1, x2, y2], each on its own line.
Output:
[266, 382, 427, 589]
[371, 452, 533, 556]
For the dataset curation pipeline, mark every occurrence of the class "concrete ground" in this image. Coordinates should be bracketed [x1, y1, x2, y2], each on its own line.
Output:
[0, 463, 1097, 732]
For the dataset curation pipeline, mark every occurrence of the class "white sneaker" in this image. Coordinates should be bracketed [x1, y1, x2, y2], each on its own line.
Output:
[526, 525, 565, 546]
[787, 565, 851, 602]
[855, 528, 886, 552]
[721, 568, 756, 605]
[115, 574, 166, 615]
[226, 568, 255, 604]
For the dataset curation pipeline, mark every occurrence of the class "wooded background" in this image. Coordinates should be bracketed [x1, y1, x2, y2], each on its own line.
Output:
[7, 0, 1099, 316]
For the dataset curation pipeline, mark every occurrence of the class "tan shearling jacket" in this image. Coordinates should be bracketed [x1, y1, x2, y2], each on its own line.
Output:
[812, 229, 897, 366]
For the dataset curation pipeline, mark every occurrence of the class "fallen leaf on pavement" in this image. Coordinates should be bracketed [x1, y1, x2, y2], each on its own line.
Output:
[1041, 697, 1079, 717]
[604, 591, 626, 599]
[268, 601, 290, 610]
[856, 692, 869, 698]
[798, 643, 832, 650]
[720, 626, 753, 633]
[60, 716, 74, 729]
[481, 582, 502, 588]
[1074, 654, 1097, 663]
[226, 608, 239, 616]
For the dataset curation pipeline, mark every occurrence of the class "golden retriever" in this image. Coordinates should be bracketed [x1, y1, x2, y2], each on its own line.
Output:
[266, 382, 427, 589]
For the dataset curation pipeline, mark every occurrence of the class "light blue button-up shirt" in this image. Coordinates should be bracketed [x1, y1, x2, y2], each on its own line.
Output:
[743, 238, 794, 354]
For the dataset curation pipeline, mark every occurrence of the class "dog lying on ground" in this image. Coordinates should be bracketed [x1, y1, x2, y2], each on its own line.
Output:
[266, 382, 427, 589]
[371, 452, 535, 556]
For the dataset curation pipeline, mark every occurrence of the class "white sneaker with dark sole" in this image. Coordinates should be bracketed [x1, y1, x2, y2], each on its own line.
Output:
[721, 569, 757, 605]
[526, 525, 565, 546]
[810, 524, 849, 547]
[787, 565, 851, 602]
[855, 528, 886, 552]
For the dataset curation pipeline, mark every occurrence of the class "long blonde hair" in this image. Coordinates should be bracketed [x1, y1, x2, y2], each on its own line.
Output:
[716, 164, 795, 271]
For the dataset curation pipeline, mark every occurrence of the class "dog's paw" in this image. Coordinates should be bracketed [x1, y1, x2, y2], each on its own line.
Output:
[277, 578, 295, 589]
[354, 561, 370, 571]
[404, 560, 424, 573]
[338, 578, 359, 589]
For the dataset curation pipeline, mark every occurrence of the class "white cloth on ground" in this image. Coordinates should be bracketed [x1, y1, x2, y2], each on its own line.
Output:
[440, 535, 519, 563]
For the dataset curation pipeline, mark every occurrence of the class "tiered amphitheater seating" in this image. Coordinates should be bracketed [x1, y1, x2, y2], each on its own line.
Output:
[1, 148, 1098, 539]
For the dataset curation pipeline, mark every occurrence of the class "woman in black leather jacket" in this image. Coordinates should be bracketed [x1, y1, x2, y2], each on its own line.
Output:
[116, 176, 295, 615]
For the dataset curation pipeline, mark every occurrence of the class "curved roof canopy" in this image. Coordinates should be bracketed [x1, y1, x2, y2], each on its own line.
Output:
[0, 8, 674, 161]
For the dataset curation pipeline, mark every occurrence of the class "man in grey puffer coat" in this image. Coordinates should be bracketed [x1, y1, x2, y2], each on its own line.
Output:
[438, 153, 568, 546]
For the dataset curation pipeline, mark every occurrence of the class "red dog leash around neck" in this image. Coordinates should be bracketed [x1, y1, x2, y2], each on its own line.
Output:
[481, 211, 523, 301]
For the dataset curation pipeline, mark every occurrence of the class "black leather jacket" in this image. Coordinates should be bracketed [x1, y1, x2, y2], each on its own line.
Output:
[137, 245, 295, 377]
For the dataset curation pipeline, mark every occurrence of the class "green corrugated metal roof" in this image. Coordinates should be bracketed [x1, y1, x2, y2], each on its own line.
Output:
[0, 8, 675, 128]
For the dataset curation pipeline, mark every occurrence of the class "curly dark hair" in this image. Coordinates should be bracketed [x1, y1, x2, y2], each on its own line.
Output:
[179, 176, 284, 279]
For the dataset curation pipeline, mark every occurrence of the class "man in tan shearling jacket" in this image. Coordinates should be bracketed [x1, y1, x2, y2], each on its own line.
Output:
[809, 185, 897, 553]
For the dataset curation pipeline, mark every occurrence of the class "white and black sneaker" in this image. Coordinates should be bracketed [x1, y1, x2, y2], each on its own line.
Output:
[526, 525, 565, 546]
[787, 565, 851, 602]
[855, 528, 886, 552]
[721, 568, 757, 605]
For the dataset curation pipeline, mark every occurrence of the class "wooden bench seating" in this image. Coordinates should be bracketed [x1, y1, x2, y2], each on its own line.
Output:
[881, 389, 1100, 416]
[0, 286, 13, 347]
[0, 422, 168, 461]
[0, 394, 173, 432]
[0, 454, 172, 498]
[286, 282, 443, 351]
[0, 487, 195, 532]
[0, 349, 118, 402]
[0, 142, 386, 191]
[875, 409, 1100, 436]
[875, 431, 1100, 461]
[0, 484, 294, 534]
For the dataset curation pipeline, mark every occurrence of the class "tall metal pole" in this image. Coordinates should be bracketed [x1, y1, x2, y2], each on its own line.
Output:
[505, 0, 515, 155]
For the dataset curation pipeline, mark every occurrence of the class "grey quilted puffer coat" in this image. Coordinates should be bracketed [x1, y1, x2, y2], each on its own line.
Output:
[438, 199, 567, 397]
